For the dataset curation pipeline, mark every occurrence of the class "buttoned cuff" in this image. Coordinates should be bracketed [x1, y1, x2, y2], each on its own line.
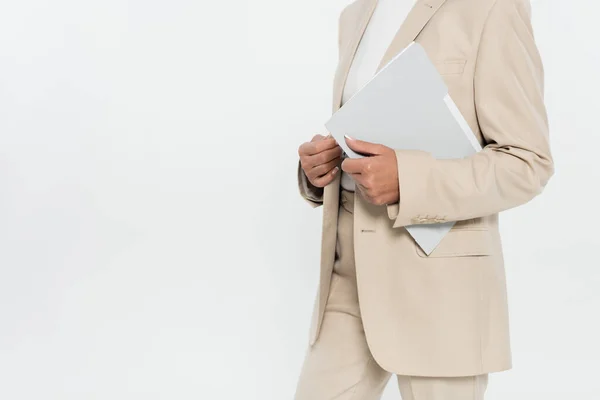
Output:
[387, 149, 448, 228]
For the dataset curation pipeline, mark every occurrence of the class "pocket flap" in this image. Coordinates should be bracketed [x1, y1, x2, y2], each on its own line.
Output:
[416, 229, 493, 258]
[433, 59, 467, 75]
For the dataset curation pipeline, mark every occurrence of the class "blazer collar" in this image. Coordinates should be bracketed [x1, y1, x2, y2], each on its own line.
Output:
[332, 0, 448, 112]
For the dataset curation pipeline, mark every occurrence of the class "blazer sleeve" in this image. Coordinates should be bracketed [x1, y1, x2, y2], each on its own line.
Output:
[296, 8, 350, 208]
[387, 0, 554, 228]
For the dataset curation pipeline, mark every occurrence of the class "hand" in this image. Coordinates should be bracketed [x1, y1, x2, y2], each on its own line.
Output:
[298, 134, 342, 188]
[341, 136, 399, 205]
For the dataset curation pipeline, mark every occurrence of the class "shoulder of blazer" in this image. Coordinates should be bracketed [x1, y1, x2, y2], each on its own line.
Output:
[474, 0, 534, 49]
[481, 0, 532, 22]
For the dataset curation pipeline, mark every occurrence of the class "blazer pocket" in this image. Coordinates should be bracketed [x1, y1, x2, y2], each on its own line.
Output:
[451, 217, 488, 231]
[416, 229, 493, 258]
[433, 59, 467, 75]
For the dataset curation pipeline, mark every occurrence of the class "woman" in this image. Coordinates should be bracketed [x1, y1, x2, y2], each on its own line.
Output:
[295, 0, 553, 399]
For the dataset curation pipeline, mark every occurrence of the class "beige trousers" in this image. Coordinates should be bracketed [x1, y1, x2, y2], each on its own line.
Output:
[294, 190, 489, 400]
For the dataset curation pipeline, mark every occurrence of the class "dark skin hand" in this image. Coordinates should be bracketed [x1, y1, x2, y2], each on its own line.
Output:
[298, 134, 343, 187]
[341, 135, 400, 206]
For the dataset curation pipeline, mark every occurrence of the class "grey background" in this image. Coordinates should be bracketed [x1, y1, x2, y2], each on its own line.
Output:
[0, 0, 598, 399]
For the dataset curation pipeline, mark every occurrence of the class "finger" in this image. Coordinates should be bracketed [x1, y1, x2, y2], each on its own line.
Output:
[303, 146, 342, 170]
[308, 157, 341, 180]
[312, 166, 340, 187]
[315, 145, 343, 166]
[341, 157, 367, 174]
[313, 137, 339, 154]
[299, 137, 338, 157]
[344, 135, 386, 156]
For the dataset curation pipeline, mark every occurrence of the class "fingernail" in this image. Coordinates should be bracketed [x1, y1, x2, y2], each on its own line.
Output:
[344, 134, 353, 141]
[333, 166, 339, 174]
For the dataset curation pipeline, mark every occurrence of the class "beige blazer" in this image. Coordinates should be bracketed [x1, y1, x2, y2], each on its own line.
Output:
[297, 0, 553, 377]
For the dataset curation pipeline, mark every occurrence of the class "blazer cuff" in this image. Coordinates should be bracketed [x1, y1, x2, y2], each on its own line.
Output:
[388, 149, 436, 228]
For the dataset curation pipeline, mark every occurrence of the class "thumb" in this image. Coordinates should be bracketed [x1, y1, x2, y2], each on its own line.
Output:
[344, 135, 385, 156]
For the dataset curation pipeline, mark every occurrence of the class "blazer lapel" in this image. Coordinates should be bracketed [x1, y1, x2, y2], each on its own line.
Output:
[332, 0, 378, 113]
[332, 0, 448, 112]
[375, 0, 448, 73]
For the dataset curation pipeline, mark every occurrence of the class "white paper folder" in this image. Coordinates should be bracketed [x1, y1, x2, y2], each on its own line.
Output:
[325, 42, 482, 255]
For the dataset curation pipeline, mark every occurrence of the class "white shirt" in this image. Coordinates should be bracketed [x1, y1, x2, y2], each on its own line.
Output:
[340, 0, 415, 191]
